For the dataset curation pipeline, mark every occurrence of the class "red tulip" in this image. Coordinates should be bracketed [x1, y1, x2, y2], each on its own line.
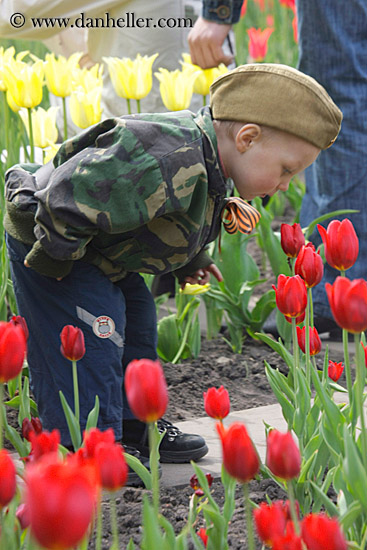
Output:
[273, 275, 307, 319]
[318, 219, 359, 272]
[216, 422, 259, 483]
[240, 0, 248, 18]
[281, 223, 305, 258]
[301, 513, 347, 550]
[94, 442, 128, 491]
[203, 386, 230, 420]
[266, 430, 301, 480]
[0, 449, 16, 507]
[285, 311, 305, 325]
[253, 501, 287, 545]
[190, 472, 213, 496]
[22, 416, 43, 441]
[83, 427, 116, 457]
[272, 529, 303, 550]
[25, 454, 98, 550]
[279, 0, 296, 11]
[125, 358, 168, 423]
[326, 277, 367, 333]
[0, 321, 27, 383]
[10, 315, 29, 341]
[247, 27, 274, 61]
[29, 429, 60, 462]
[328, 361, 344, 382]
[295, 245, 324, 288]
[197, 528, 208, 547]
[292, 13, 298, 43]
[296, 326, 322, 356]
[60, 325, 85, 361]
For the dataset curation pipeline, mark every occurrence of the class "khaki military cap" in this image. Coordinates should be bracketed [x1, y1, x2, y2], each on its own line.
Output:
[210, 63, 342, 150]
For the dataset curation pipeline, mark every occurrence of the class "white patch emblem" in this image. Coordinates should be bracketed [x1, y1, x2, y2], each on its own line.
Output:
[93, 315, 115, 339]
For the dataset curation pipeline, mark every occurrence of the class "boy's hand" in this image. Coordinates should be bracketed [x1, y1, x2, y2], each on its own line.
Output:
[180, 263, 223, 289]
[24, 259, 63, 281]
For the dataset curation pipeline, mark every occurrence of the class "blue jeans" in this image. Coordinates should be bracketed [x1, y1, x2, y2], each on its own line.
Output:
[296, 0, 367, 318]
[6, 234, 157, 446]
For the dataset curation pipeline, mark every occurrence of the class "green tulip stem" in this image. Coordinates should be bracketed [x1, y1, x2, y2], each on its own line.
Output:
[126, 98, 132, 115]
[355, 334, 367, 470]
[292, 318, 299, 395]
[243, 482, 255, 550]
[109, 493, 119, 549]
[95, 498, 102, 550]
[72, 360, 80, 425]
[203, 95, 207, 107]
[287, 481, 300, 535]
[62, 97, 68, 141]
[148, 421, 160, 515]
[308, 289, 314, 328]
[2, 91, 10, 168]
[136, 99, 141, 113]
[343, 329, 353, 411]
[42, 149, 46, 164]
[27, 107, 35, 163]
[305, 289, 311, 387]
[0, 383, 4, 450]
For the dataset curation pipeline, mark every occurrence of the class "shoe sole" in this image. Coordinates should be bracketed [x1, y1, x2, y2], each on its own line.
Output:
[136, 443, 209, 464]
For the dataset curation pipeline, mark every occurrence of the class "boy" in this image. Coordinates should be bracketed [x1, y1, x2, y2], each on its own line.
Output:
[4, 63, 341, 466]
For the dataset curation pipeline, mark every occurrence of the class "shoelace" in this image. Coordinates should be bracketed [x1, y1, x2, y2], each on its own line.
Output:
[157, 419, 182, 441]
[219, 197, 261, 252]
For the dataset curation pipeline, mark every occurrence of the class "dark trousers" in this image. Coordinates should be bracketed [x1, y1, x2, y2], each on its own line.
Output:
[6, 234, 157, 446]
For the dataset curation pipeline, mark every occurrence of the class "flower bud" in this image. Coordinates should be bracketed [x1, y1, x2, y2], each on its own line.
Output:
[60, 325, 85, 361]
[296, 326, 322, 356]
[318, 219, 359, 272]
[328, 360, 344, 382]
[216, 422, 259, 483]
[266, 430, 301, 480]
[272, 275, 307, 319]
[203, 386, 230, 420]
[301, 513, 347, 550]
[326, 277, 367, 334]
[294, 245, 324, 288]
[280, 223, 305, 258]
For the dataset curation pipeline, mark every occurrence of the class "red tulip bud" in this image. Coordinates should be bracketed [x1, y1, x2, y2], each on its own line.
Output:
[203, 386, 230, 420]
[285, 311, 305, 325]
[328, 360, 344, 382]
[60, 325, 85, 361]
[318, 219, 359, 272]
[326, 277, 367, 334]
[197, 528, 208, 547]
[0, 450, 16, 508]
[266, 430, 301, 480]
[125, 358, 168, 423]
[296, 326, 322, 356]
[0, 321, 27, 383]
[301, 513, 347, 550]
[253, 501, 287, 545]
[29, 430, 60, 462]
[216, 422, 259, 483]
[294, 245, 324, 288]
[16, 503, 31, 530]
[272, 275, 307, 319]
[94, 442, 128, 491]
[361, 342, 367, 368]
[10, 315, 29, 341]
[280, 223, 305, 258]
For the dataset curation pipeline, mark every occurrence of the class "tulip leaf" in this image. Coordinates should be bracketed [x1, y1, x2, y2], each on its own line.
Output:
[86, 395, 100, 430]
[141, 494, 164, 549]
[124, 452, 152, 490]
[59, 390, 82, 450]
[339, 501, 363, 532]
[203, 507, 226, 550]
[311, 366, 346, 431]
[256, 333, 294, 369]
[157, 314, 180, 362]
[342, 424, 367, 509]
[0, 402, 29, 457]
[293, 368, 311, 438]
[191, 462, 220, 513]
[304, 209, 359, 240]
[265, 362, 295, 426]
[157, 514, 177, 550]
[126, 539, 136, 550]
[309, 480, 339, 517]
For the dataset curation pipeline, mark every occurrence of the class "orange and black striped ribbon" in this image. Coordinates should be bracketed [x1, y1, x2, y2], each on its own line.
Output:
[221, 197, 261, 235]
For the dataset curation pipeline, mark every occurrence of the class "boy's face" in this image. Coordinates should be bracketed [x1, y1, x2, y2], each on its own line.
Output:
[224, 124, 321, 201]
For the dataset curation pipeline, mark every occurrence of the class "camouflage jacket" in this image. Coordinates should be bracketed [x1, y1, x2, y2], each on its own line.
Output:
[4, 107, 228, 282]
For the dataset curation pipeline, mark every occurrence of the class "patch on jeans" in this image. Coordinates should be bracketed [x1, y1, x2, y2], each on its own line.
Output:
[93, 315, 115, 339]
[76, 307, 123, 347]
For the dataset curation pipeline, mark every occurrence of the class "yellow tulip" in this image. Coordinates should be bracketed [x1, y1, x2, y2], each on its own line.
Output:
[43, 142, 61, 164]
[154, 66, 200, 111]
[103, 53, 159, 100]
[3, 57, 44, 109]
[44, 52, 83, 98]
[0, 46, 15, 92]
[70, 86, 102, 129]
[181, 53, 229, 97]
[6, 90, 21, 113]
[72, 63, 104, 93]
[19, 106, 59, 149]
[180, 283, 211, 295]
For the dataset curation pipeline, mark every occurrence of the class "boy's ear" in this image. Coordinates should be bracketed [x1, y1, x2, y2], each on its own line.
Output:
[235, 124, 262, 153]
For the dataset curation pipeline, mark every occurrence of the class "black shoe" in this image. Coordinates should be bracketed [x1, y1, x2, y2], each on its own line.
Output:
[123, 444, 161, 487]
[263, 310, 343, 340]
[122, 418, 208, 464]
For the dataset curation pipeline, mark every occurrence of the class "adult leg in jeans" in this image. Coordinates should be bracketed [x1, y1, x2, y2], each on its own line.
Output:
[297, 0, 367, 321]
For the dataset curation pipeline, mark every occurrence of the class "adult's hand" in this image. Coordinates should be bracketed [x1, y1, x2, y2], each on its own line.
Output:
[188, 17, 233, 69]
[180, 263, 223, 288]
